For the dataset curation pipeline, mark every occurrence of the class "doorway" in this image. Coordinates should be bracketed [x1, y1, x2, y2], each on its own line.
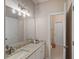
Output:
[49, 13, 66, 59]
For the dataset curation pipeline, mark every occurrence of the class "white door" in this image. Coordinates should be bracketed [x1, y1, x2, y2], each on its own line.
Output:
[50, 14, 66, 59]
[55, 22, 63, 46]
[54, 21, 65, 59]
[55, 22, 65, 59]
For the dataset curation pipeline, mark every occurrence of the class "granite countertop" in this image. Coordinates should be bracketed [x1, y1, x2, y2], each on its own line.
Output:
[6, 42, 45, 59]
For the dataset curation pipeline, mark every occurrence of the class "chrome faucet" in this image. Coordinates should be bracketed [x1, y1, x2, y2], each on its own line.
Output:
[5, 45, 15, 55]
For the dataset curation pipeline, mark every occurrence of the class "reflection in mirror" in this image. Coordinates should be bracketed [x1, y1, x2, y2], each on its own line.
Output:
[5, 5, 36, 57]
[5, 6, 24, 47]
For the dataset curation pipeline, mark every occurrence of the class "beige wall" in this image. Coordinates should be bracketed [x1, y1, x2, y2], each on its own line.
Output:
[35, 0, 64, 58]
[66, 0, 72, 12]
[35, 0, 64, 41]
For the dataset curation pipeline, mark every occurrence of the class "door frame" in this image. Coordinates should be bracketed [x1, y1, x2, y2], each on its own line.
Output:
[48, 11, 66, 59]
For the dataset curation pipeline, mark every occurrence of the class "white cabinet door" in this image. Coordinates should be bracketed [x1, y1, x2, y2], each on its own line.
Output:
[40, 44, 45, 59]
[27, 54, 35, 59]
[34, 44, 45, 59]
[34, 48, 41, 59]
[26, 44, 45, 59]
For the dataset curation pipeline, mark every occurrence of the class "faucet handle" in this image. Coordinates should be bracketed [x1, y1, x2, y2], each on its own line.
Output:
[5, 45, 10, 55]
[10, 46, 15, 53]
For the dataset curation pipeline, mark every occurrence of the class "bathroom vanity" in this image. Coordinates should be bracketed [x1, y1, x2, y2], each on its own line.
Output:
[6, 42, 45, 59]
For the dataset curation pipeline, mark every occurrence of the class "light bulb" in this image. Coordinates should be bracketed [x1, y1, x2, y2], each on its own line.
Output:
[22, 11, 26, 17]
[18, 11, 22, 16]
[23, 14, 26, 17]
[26, 13, 30, 16]
[12, 9, 16, 14]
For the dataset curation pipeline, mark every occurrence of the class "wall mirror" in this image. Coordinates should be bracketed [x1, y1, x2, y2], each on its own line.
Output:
[5, 0, 36, 56]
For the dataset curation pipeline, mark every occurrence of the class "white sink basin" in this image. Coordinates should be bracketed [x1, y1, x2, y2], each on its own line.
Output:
[7, 50, 29, 59]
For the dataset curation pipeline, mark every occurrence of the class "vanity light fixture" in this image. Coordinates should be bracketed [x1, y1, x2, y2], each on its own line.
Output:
[22, 9, 30, 17]
[17, 2, 30, 17]
[11, 0, 30, 17]
[17, 8, 22, 16]
[12, 8, 30, 17]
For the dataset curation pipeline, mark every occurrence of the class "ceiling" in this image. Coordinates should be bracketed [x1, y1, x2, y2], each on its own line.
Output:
[32, 0, 49, 4]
